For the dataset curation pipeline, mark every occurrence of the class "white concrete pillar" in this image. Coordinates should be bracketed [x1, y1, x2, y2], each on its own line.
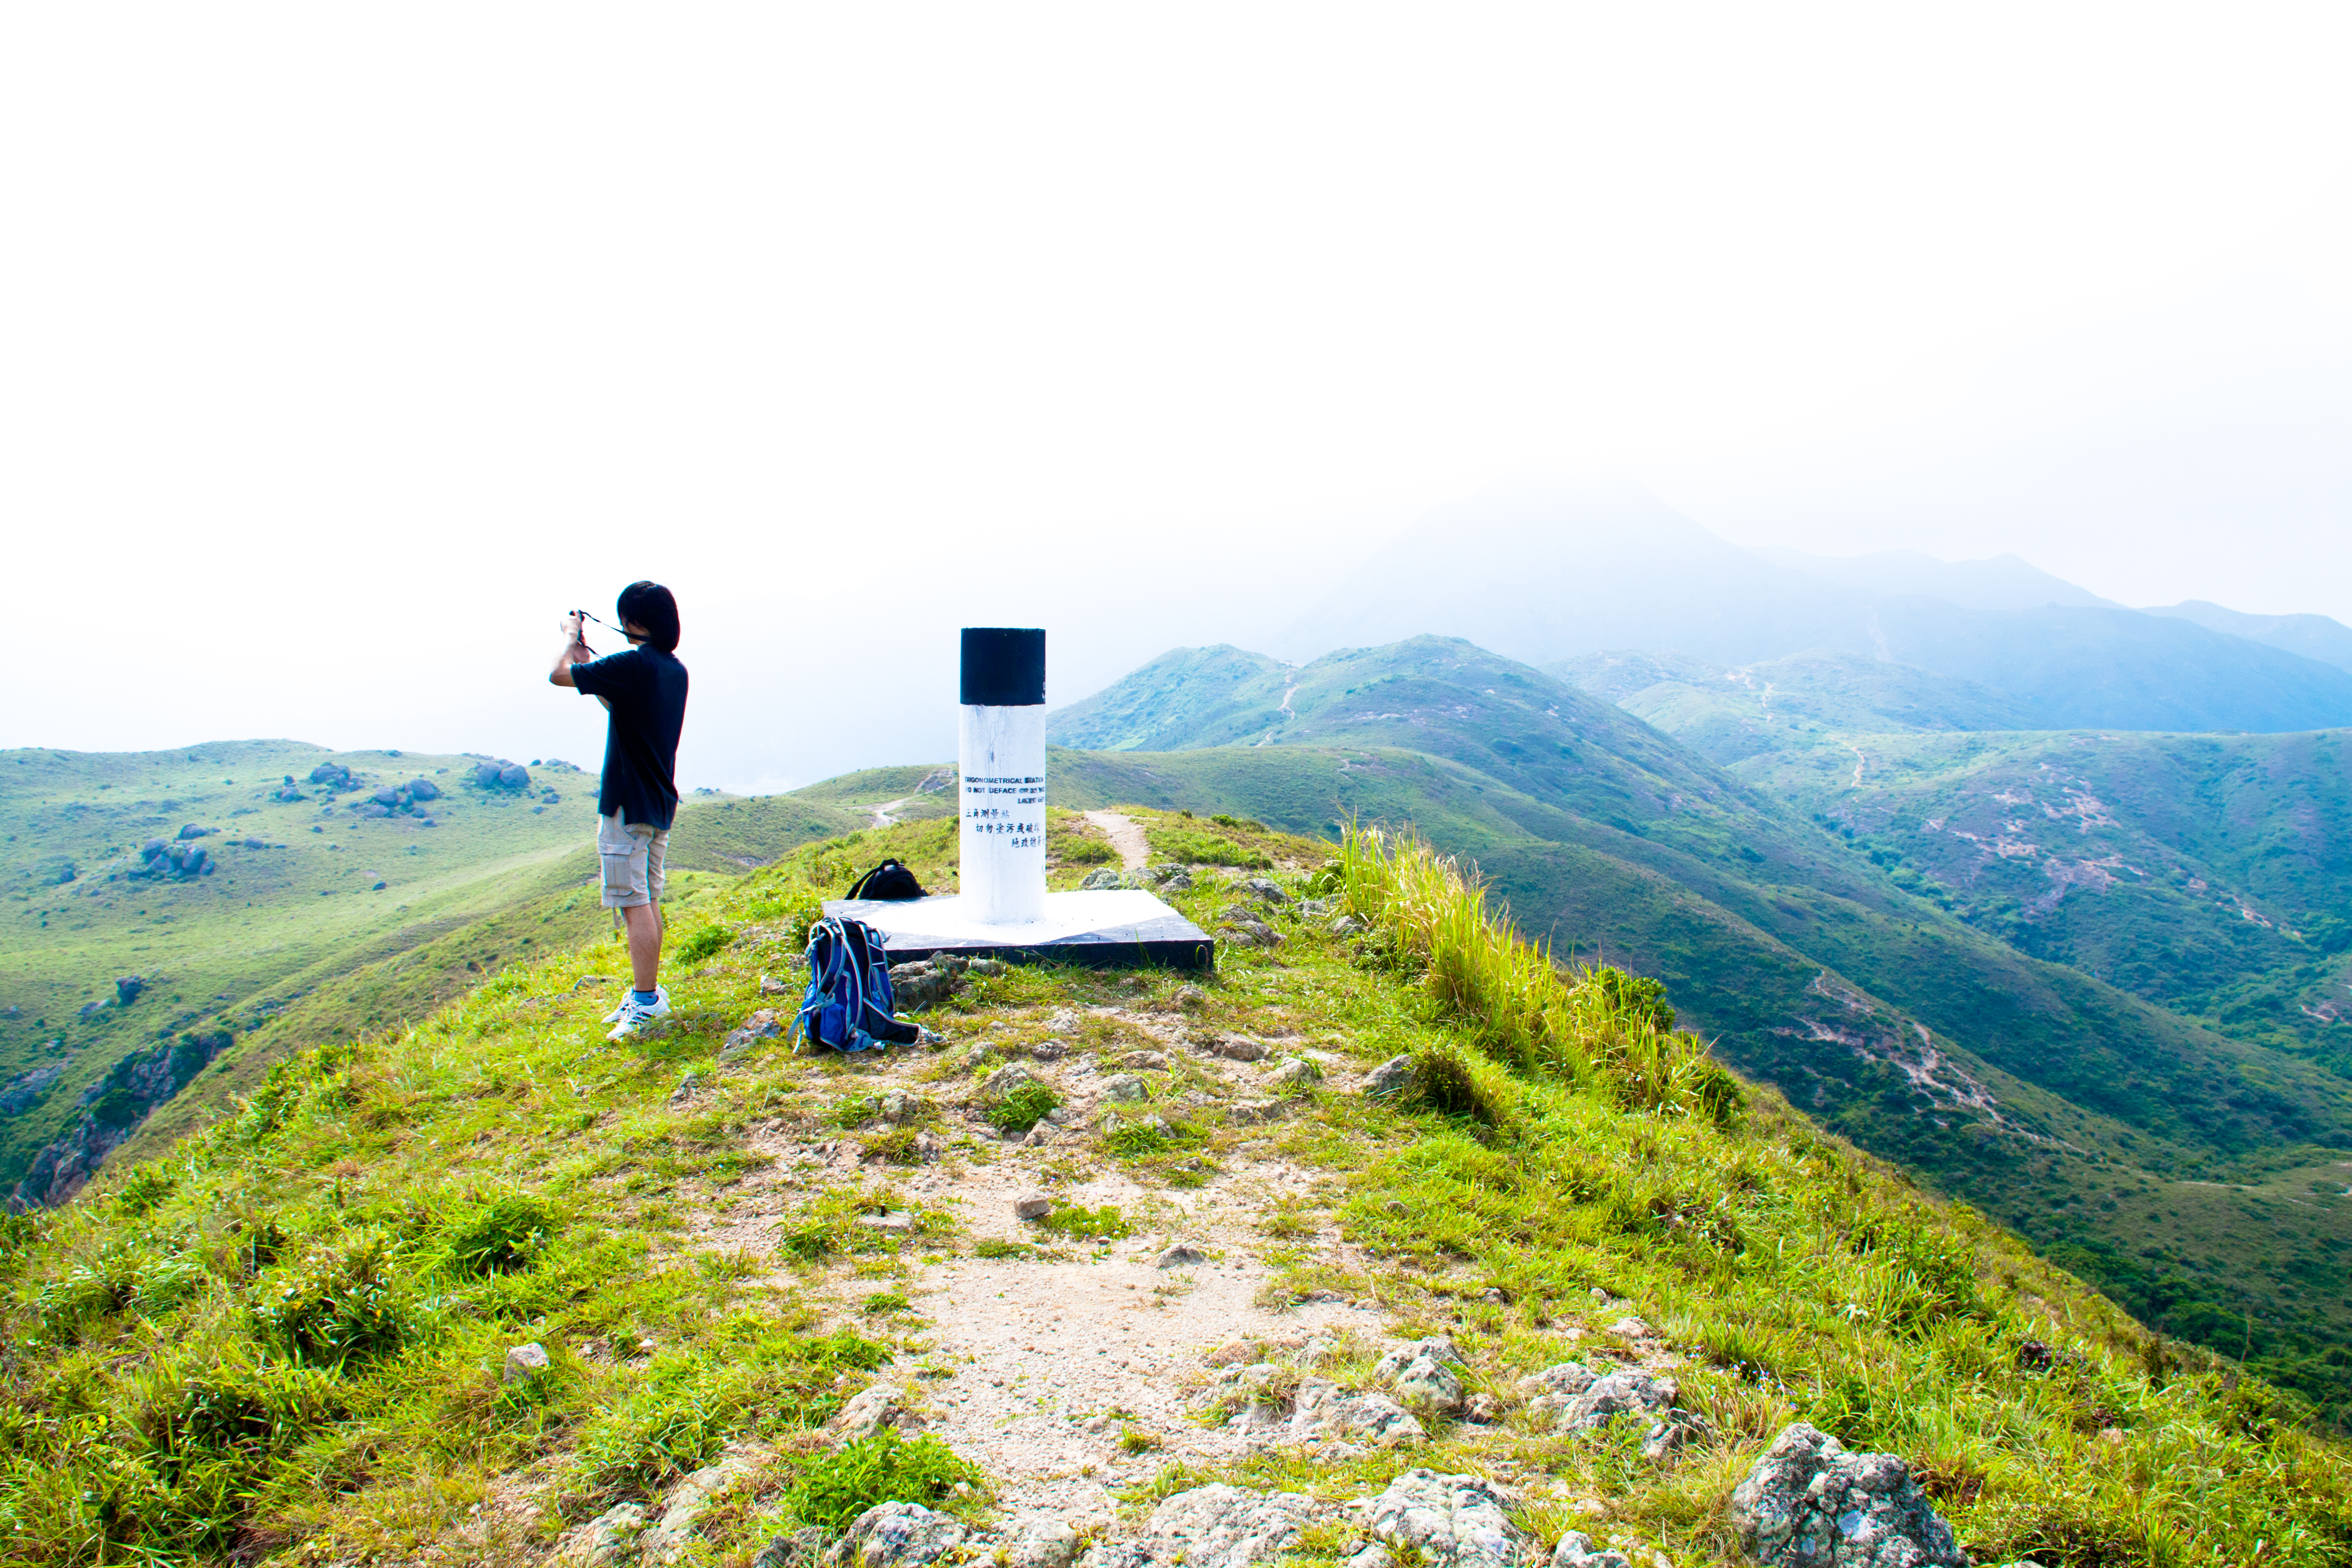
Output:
[958, 628, 1047, 924]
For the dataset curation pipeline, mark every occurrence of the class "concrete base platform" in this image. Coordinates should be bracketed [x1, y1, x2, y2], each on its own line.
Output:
[821, 888, 1214, 971]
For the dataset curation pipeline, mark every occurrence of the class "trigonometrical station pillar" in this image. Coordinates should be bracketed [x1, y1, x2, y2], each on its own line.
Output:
[957, 627, 1048, 925]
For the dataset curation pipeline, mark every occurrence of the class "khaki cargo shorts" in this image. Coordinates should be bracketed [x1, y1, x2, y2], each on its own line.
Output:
[597, 810, 668, 908]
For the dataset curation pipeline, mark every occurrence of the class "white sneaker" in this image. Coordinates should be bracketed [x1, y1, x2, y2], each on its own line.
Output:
[606, 988, 673, 1039]
[603, 985, 667, 1024]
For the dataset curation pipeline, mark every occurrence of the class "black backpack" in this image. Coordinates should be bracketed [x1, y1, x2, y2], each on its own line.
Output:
[845, 859, 927, 900]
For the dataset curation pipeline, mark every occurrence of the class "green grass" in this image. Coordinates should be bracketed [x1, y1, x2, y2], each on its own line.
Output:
[0, 806, 2347, 1565]
[1044, 638, 2352, 1423]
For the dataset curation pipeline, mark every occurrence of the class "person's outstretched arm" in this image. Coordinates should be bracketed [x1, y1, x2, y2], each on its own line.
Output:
[550, 613, 592, 687]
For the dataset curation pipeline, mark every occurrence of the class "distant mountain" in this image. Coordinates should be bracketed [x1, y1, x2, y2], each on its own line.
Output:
[1751, 543, 2122, 611]
[2146, 600, 2352, 673]
[1272, 490, 2352, 734]
[1044, 644, 1294, 752]
[1551, 649, 2041, 762]
[1050, 634, 2352, 1415]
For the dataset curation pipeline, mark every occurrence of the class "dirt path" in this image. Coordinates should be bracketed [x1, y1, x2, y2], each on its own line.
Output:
[1082, 810, 1151, 871]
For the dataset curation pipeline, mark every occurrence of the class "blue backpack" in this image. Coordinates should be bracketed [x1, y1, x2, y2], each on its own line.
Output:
[798, 917, 923, 1052]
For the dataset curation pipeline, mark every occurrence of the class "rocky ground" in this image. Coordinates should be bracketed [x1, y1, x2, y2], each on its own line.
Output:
[530, 960, 2010, 1568]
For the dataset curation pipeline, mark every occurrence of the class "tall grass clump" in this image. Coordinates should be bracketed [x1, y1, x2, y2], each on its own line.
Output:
[1330, 823, 1741, 1121]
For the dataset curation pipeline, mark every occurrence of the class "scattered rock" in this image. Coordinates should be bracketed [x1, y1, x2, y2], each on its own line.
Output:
[641, 1456, 757, 1561]
[823, 1502, 966, 1568]
[1640, 1414, 1711, 1461]
[560, 1502, 647, 1566]
[1227, 1099, 1289, 1124]
[1555, 1371, 1676, 1433]
[1550, 1531, 1635, 1568]
[878, 1089, 917, 1124]
[1362, 1054, 1412, 1098]
[1267, 1056, 1322, 1094]
[1464, 1392, 1503, 1423]
[1392, 1354, 1465, 1411]
[754, 1526, 837, 1568]
[1606, 1316, 1655, 1339]
[1098, 1073, 1149, 1103]
[114, 976, 147, 1007]
[1120, 1050, 1169, 1071]
[1239, 878, 1290, 904]
[502, 1343, 551, 1384]
[1374, 1336, 1464, 1376]
[1142, 864, 1195, 892]
[823, 1383, 928, 1443]
[1289, 1380, 1424, 1445]
[1353, 1469, 1525, 1568]
[1218, 908, 1282, 947]
[1520, 1361, 1598, 1396]
[969, 959, 1009, 977]
[760, 973, 794, 996]
[981, 1062, 1042, 1100]
[1729, 1422, 1967, 1568]
[1015, 1191, 1053, 1220]
[1085, 1483, 1314, 1568]
[1007, 1517, 1081, 1568]
[891, 962, 966, 1013]
[1156, 1243, 1208, 1268]
[1328, 915, 1367, 936]
[1080, 868, 1128, 890]
[668, 1072, 701, 1107]
[1208, 1033, 1271, 1062]
[1029, 1038, 1069, 1060]
[1174, 984, 1208, 1009]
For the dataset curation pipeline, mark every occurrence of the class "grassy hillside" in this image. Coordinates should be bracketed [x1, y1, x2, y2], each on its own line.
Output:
[2, 815, 2345, 1566]
[1044, 637, 2352, 1421]
[1047, 646, 1298, 753]
[1715, 728, 2352, 1072]
[0, 741, 602, 1202]
[1, 748, 967, 1211]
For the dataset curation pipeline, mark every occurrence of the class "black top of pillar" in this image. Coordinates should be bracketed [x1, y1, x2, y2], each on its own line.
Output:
[961, 628, 1046, 706]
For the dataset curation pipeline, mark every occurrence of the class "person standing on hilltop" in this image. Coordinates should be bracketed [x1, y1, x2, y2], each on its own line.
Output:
[550, 581, 689, 1039]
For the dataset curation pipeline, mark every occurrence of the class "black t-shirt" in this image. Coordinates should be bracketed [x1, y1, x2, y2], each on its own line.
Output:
[572, 646, 689, 830]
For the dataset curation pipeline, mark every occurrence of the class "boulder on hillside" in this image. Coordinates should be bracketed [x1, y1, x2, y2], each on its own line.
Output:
[821, 1503, 965, 1568]
[407, 776, 441, 800]
[1287, 1380, 1424, 1445]
[470, 760, 534, 791]
[307, 762, 353, 788]
[1553, 1371, 1676, 1433]
[114, 975, 147, 1006]
[131, 840, 212, 880]
[1346, 1470, 1525, 1568]
[1082, 1484, 1316, 1568]
[1729, 1422, 1967, 1568]
[176, 823, 215, 839]
[1363, 1055, 1412, 1098]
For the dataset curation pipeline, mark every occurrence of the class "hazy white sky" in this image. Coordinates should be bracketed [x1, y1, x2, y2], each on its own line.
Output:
[5, 4, 2347, 788]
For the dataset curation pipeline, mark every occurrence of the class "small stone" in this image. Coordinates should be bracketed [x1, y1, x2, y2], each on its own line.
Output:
[1729, 1422, 1966, 1568]
[1267, 1057, 1322, 1094]
[668, 1072, 700, 1107]
[754, 1526, 837, 1568]
[1328, 914, 1366, 936]
[969, 958, 1009, 977]
[1555, 1371, 1676, 1433]
[1287, 1381, 1423, 1446]
[1156, 1243, 1208, 1268]
[719, 1029, 761, 1063]
[1174, 985, 1208, 1009]
[1015, 1192, 1053, 1220]
[824, 1383, 928, 1443]
[502, 1342, 551, 1384]
[1383, 1199, 1408, 1215]
[1607, 1316, 1654, 1339]
[857, 1211, 915, 1235]
[1363, 1055, 1412, 1098]
[1640, 1415, 1710, 1461]
[1519, 1361, 1597, 1397]
[1392, 1354, 1465, 1411]
[1210, 1033, 1271, 1062]
[880, 1089, 915, 1124]
[759, 973, 793, 996]
[744, 1008, 784, 1037]
[1006, 1518, 1080, 1568]
[1120, 1050, 1169, 1071]
[1549, 1531, 1634, 1568]
[565, 1502, 648, 1566]
[1355, 1469, 1524, 1568]
[822, 1502, 966, 1568]
[1029, 1038, 1068, 1060]
[1240, 878, 1290, 904]
[1098, 1073, 1149, 1103]
[1464, 1392, 1503, 1423]
[1228, 1099, 1288, 1124]
[981, 1062, 1042, 1099]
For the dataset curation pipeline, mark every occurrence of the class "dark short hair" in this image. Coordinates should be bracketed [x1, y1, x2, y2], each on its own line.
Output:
[616, 581, 680, 652]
